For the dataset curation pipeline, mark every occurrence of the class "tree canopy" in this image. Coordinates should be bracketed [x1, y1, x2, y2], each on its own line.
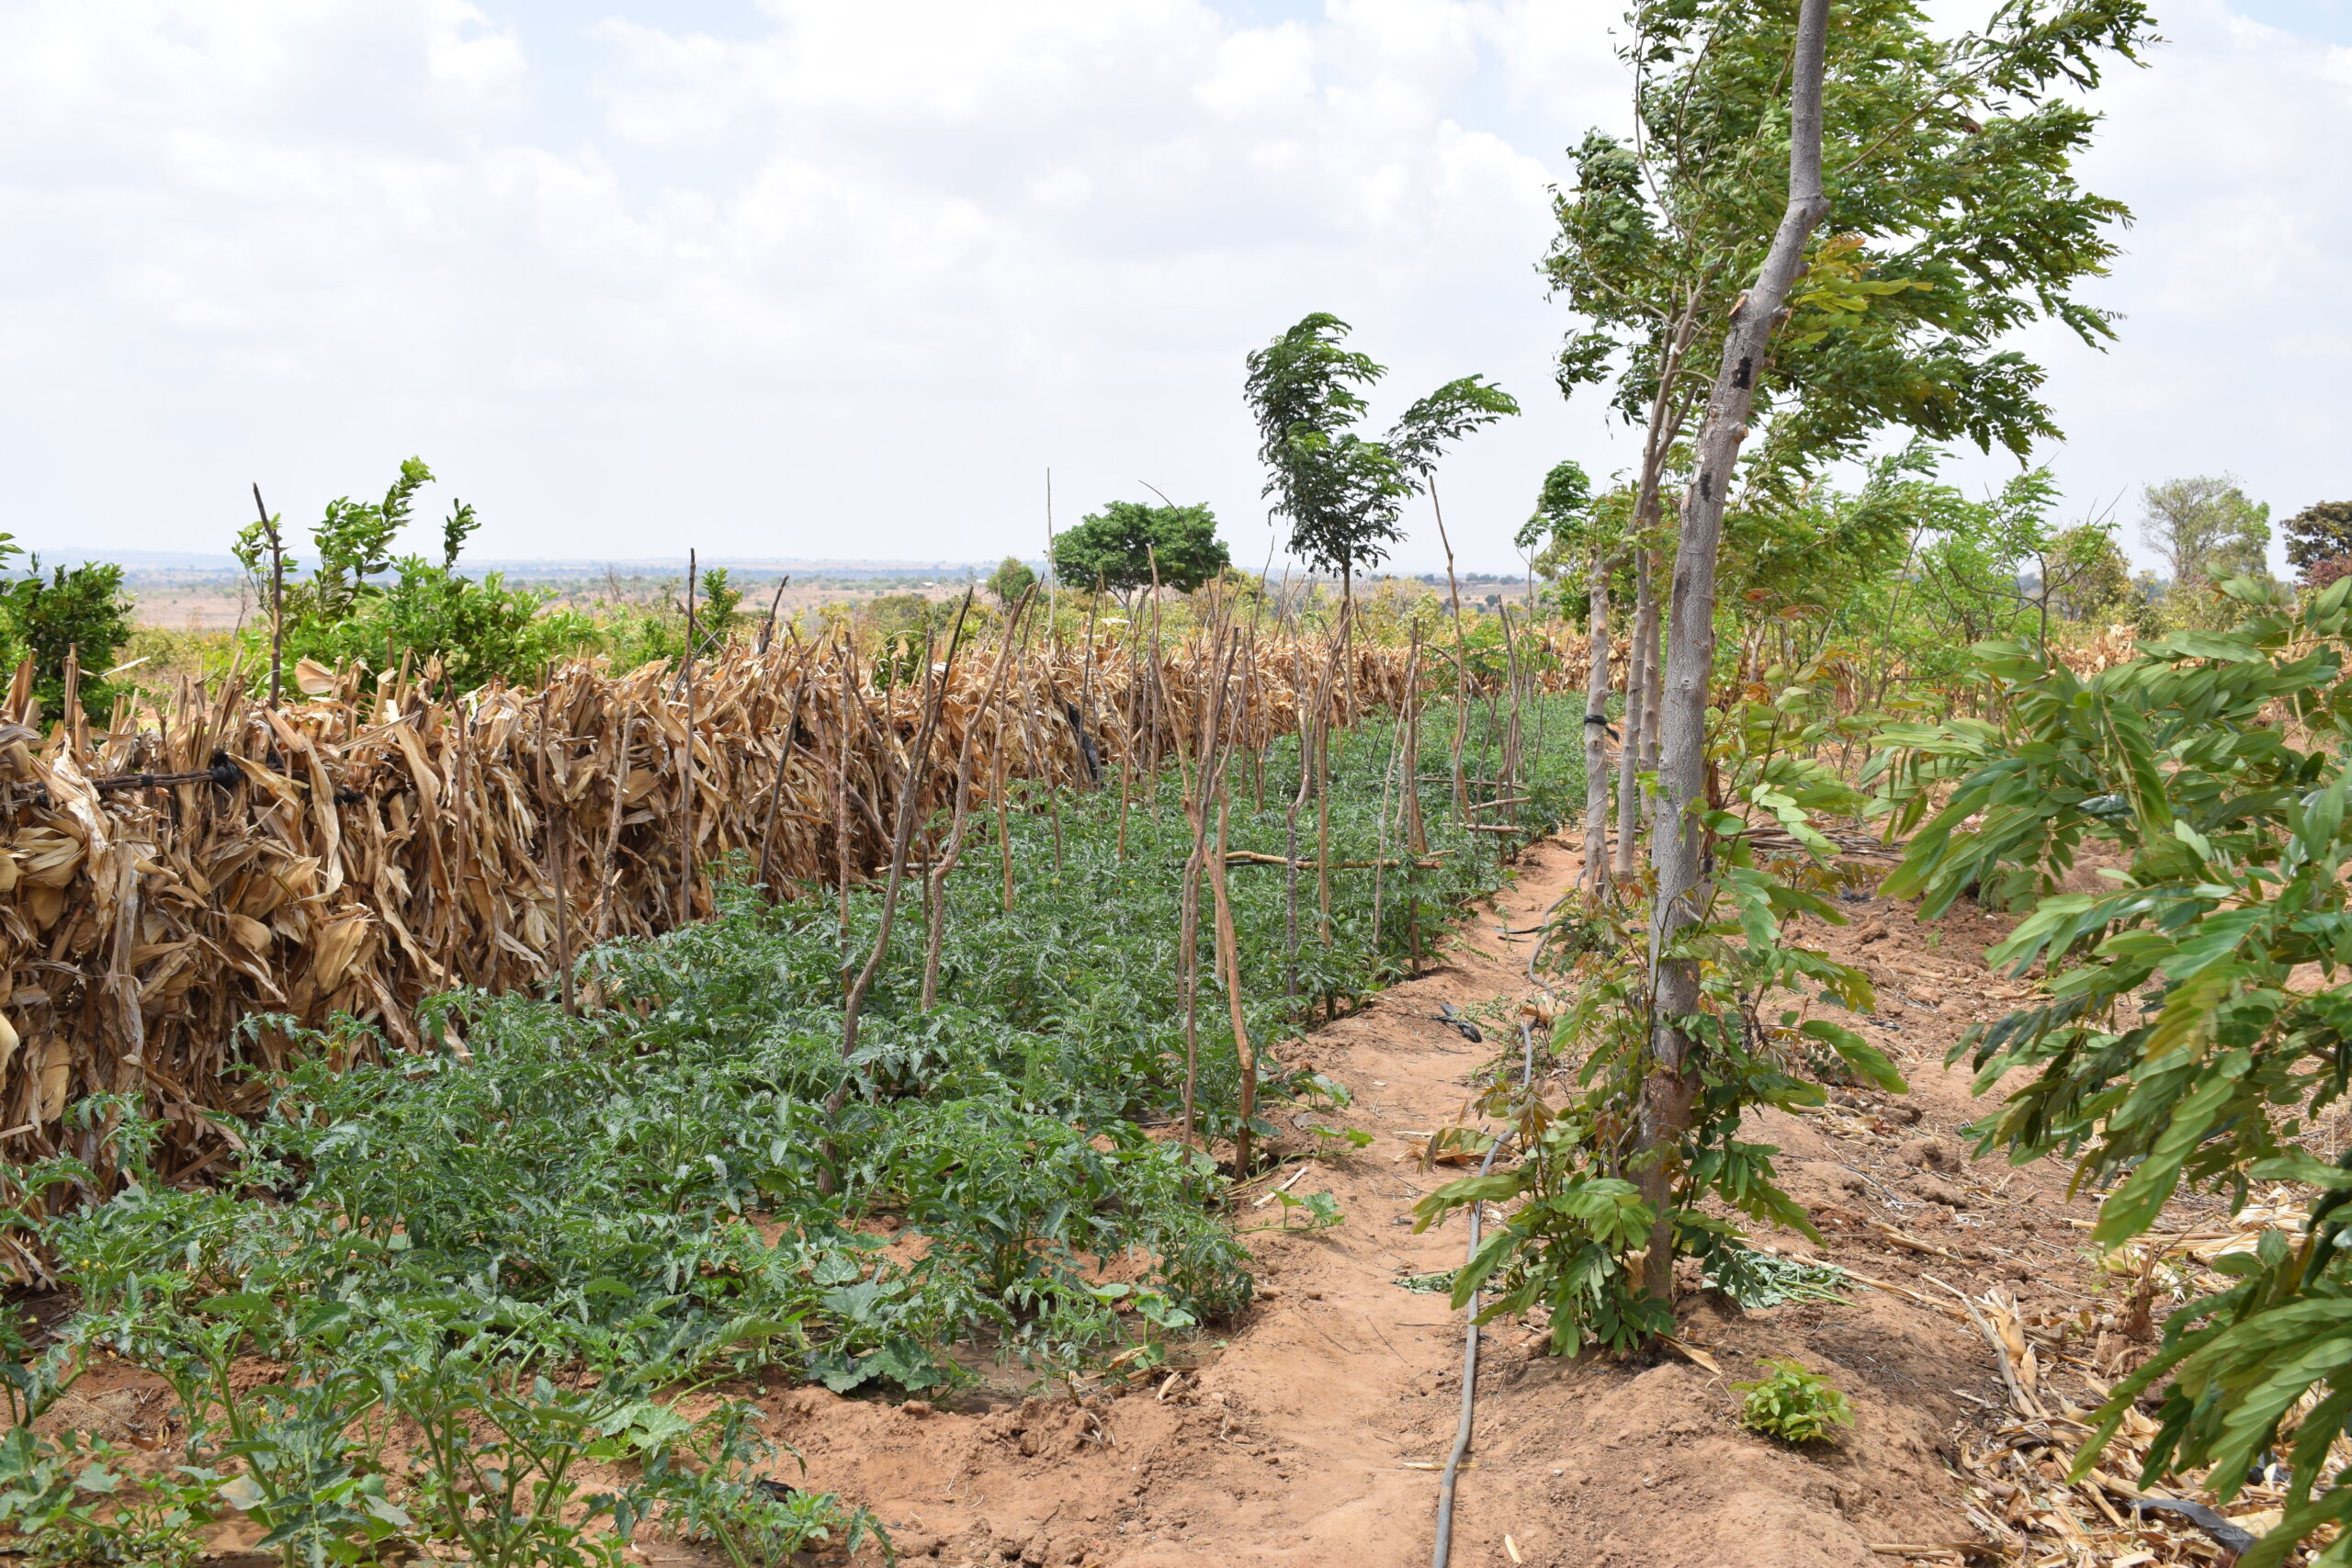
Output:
[1049, 501, 1228, 598]
[0, 538, 134, 722]
[1245, 313, 1517, 590]
[985, 556, 1036, 610]
[1516, 460, 1597, 557]
[2139, 474, 2271, 591]
[2283, 499, 2352, 577]
[1544, 0, 2154, 510]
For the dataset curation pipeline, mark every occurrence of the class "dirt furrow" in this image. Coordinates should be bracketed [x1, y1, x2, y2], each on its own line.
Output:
[728, 839, 2129, 1568]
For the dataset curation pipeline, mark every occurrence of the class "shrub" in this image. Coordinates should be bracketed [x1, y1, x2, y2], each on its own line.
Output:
[232, 458, 604, 694]
[1877, 574, 2352, 1563]
[0, 542, 135, 722]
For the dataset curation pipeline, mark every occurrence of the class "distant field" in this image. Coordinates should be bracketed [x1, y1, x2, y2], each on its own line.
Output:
[113, 558, 1004, 629]
[114, 559, 1538, 628]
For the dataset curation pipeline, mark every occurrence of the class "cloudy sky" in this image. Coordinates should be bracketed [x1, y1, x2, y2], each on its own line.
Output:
[4, 0, 2346, 575]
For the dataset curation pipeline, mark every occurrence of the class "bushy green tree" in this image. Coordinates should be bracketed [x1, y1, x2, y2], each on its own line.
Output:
[1244, 313, 1516, 599]
[2140, 474, 2271, 592]
[232, 459, 600, 695]
[0, 537, 135, 722]
[986, 556, 1037, 609]
[2040, 519, 2133, 623]
[1712, 447, 2056, 686]
[2283, 499, 2352, 579]
[1049, 502, 1228, 599]
[1544, 0, 2152, 529]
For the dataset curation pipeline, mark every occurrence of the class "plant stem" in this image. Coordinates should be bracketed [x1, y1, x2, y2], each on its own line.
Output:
[1637, 0, 1834, 1301]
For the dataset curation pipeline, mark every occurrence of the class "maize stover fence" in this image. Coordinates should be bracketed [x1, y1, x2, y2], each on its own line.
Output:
[0, 626, 1585, 1201]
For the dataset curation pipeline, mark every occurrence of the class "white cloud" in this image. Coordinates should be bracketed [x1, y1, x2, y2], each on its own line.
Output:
[425, 1, 527, 103]
[0, 0, 2343, 576]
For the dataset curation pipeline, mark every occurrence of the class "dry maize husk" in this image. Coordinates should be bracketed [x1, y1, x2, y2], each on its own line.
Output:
[0, 632, 1585, 1274]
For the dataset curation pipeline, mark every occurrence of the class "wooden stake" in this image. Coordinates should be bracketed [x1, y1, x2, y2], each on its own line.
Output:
[678, 548, 697, 928]
[922, 588, 1031, 1007]
[1433, 481, 1473, 832]
[537, 684, 575, 1015]
[253, 483, 285, 708]
[838, 592, 972, 1064]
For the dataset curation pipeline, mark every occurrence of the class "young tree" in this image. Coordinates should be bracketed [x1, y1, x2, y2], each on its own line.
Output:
[1906, 467, 2062, 649]
[1516, 0, 2154, 1297]
[0, 538, 135, 722]
[2140, 474, 2270, 587]
[1048, 501, 1228, 600]
[232, 459, 601, 694]
[2039, 518, 2132, 623]
[1541, 0, 2150, 909]
[1244, 313, 1517, 603]
[1544, 0, 2152, 525]
[1519, 462, 1623, 888]
[2281, 498, 2352, 580]
[986, 556, 1037, 610]
[1633, 0, 1838, 1299]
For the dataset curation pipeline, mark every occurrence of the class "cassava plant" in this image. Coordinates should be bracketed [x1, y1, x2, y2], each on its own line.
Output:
[1877, 573, 2352, 1567]
[1419, 661, 1900, 1353]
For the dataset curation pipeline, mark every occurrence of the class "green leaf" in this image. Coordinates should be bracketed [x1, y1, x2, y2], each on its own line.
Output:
[2248, 1151, 2352, 1189]
[2093, 1067, 2241, 1245]
[1799, 1020, 1907, 1092]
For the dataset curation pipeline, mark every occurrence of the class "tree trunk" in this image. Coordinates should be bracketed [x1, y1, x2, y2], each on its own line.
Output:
[1640, 598, 1665, 833]
[1613, 546, 1655, 882]
[1636, 0, 1834, 1300]
[1580, 546, 1613, 895]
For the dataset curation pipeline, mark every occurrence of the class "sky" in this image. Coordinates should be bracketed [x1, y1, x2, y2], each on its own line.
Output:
[3, 0, 2346, 576]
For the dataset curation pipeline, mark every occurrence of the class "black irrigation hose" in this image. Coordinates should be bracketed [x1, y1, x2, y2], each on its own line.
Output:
[1431, 1018, 1537, 1568]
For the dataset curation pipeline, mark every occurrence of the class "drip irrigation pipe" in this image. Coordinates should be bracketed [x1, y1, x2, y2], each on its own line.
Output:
[1430, 1017, 1537, 1568]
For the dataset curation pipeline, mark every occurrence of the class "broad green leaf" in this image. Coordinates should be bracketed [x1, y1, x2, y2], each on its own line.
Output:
[1799, 1020, 1908, 1093]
